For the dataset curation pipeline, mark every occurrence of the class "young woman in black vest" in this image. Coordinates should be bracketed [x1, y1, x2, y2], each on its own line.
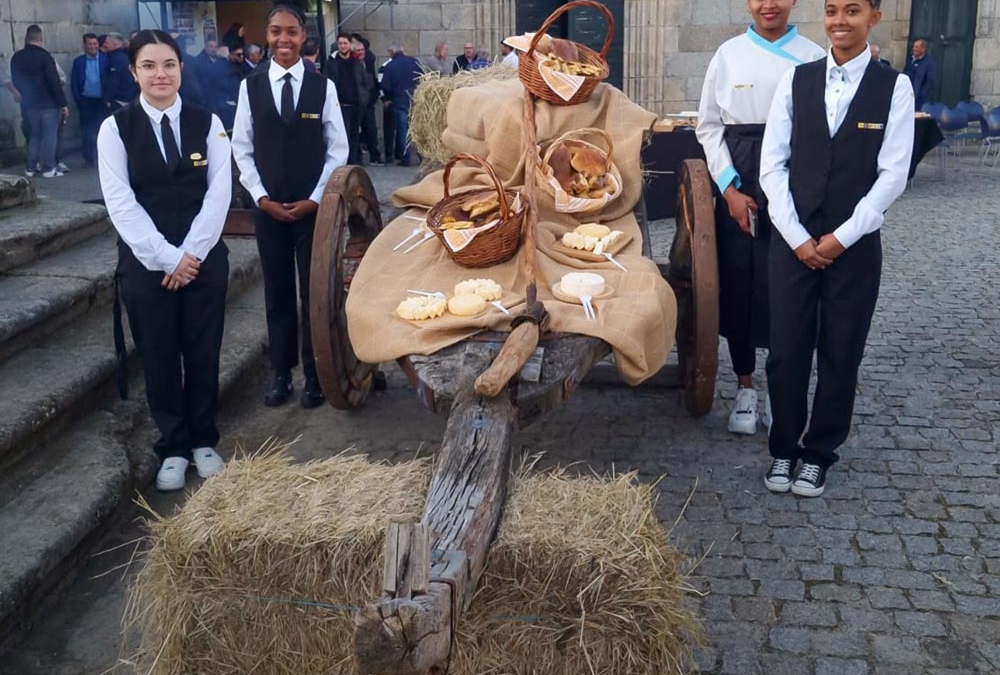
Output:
[231, 4, 349, 409]
[97, 30, 232, 492]
[759, 0, 914, 496]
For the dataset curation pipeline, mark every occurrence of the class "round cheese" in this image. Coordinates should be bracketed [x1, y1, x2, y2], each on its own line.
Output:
[561, 272, 606, 298]
[396, 296, 447, 321]
[574, 223, 611, 239]
[448, 294, 487, 316]
[454, 278, 503, 301]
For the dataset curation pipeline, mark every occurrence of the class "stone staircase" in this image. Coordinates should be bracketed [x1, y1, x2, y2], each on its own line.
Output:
[0, 176, 268, 644]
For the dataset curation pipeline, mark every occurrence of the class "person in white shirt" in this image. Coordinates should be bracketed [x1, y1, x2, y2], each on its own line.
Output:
[231, 3, 349, 409]
[696, 0, 824, 437]
[97, 29, 231, 492]
[759, 0, 914, 497]
[500, 40, 519, 68]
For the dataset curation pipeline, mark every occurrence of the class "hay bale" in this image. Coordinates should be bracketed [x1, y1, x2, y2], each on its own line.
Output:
[126, 451, 699, 675]
[408, 65, 519, 165]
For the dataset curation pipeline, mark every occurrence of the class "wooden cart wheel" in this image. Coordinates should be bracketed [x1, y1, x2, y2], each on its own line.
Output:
[666, 159, 719, 416]
[310, 166, 383, 410]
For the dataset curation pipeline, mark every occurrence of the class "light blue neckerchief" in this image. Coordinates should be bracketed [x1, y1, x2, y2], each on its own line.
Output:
[746, 25, 806, 64]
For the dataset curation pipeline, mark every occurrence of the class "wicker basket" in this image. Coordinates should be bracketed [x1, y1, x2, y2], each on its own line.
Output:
[426, 153, 525, 268]
[536, 127, 623, 214]
[518, 0, 613, 106]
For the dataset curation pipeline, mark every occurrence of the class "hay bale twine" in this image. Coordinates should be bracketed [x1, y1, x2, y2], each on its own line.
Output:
[408, 65, 519, 165]
[127, 453, 699, 675]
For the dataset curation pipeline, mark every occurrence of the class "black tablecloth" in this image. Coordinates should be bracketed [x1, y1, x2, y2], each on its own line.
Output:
[641, 128, 707, 220]
[911, 116, 944, 179]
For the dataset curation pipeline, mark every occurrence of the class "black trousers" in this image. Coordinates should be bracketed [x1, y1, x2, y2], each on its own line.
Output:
[340, 103, 362, 165]
[120, 244, 229, 461]
[359, 103, 382, 162]
[77, 97, 107, 165]
[766, 228, 882, 468]
[254, 209, 317, 379]
[382, 102, 399, 162]
[716, 125, 772, 377]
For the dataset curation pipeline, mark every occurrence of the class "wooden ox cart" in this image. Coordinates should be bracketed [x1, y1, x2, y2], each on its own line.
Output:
[289, 146, 718, 673]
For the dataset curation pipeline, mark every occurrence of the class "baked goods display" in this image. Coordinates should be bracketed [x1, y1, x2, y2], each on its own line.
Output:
[439, 194, 502, 231]
[454, 278, 503, 301]
[560, 272, 606, 298]
[546, 141, 617, 200]
[561, 223, 626, 255]
[396, 295, 448, 321]
[448, 294, 488, 317]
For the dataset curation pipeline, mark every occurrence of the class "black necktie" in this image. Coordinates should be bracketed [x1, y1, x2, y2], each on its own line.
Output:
[160, 114, 181, 172]
[280, 73, 295, 125]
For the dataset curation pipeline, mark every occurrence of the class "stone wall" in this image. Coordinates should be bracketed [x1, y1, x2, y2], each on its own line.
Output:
[971, 0, 1000, 106]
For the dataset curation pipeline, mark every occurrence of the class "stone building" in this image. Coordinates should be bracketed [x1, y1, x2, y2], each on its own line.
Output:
[342, 0, 1000, 115]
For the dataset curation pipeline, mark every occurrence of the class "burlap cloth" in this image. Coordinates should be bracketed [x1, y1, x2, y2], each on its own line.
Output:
[346, 79, 677, 385]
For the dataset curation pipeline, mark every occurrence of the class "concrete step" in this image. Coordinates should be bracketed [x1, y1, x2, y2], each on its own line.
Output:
[0, 200, 109, 274]
[0, 280, 268, 643]
[0, 237, 263, 472]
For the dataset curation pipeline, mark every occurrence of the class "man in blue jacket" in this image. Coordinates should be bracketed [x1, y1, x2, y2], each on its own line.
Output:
[379, 44, 422, 166]
[10, 24, 68, 177]
[208, 44, 246, 129]
[102, 33, 137, 111]
[904, 38, 937, 111]
[70, 33, 109, 168]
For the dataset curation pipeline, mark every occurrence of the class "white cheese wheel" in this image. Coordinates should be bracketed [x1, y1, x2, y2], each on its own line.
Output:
[454, 278, 503, 301]
[561, 272, 606, 298]
[448, 294, 487, 316]
[574, 223, 611, 239]
[397, 295, 447, 321]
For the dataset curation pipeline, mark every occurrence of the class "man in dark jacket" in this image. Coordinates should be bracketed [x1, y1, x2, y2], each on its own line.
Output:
[70, 33, 109, 167]
[102, 32, 137, 111]
[190, 39, 219, 101]
[453, 42, 475, 73]
[325, 33, 370, 164]
[904, 38, 937, 111]
[380, 44, 422, 166]
[209, 44, 246, 129]
[351, 38, 384, 165]
[10, 24, 68, 177]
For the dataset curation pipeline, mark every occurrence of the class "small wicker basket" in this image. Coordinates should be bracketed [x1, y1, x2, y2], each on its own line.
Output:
[426, 153, 525, 269]
[536, 127, 623, 214]
[518, 0, 613, 106]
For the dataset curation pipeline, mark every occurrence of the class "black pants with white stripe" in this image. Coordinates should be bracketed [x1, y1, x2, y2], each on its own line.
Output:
[766, 228, 881, 469]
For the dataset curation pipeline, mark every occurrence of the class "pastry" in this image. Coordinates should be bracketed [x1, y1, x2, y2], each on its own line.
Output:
[397, 295, 447, 321]
[455, 278, 503, 301]
[560, 272, 606, 298]
[548, 143, 575, 193]
[462, 194, 500, 219]
[570, 146, 607, 177]
[441, 220, 475, 230]
[575, 223, 611, 239]
[448, 294, 487, 316]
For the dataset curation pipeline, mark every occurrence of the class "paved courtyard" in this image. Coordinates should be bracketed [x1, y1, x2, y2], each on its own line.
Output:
[2, 157, 1000, 674]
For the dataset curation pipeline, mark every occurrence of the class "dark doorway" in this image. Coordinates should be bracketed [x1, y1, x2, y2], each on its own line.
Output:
[908, 0, 978, 106]
[515, 0, 623, 90]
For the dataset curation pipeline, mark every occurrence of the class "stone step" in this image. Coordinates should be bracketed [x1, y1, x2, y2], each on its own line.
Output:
[0, 280, 268, 643]
[0, 200, 109, 274]
[0, 237, 263, 472]
[0, 174, 35, 210]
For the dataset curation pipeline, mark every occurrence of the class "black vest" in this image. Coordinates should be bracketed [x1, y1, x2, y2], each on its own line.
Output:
[246, 64, 327, 203]
[789, 58, 897, 235]
[115, 101, 212, 248]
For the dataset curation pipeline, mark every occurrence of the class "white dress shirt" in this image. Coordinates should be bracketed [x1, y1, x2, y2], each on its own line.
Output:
[502, 50, 519, 68]
[696, 26, 825, 192]
[760, 46, 915, 251]
[231, 58, 349, 206]
[97, 94, 232, 274]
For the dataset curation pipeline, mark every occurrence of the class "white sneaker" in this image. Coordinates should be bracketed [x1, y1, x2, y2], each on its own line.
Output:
[56, 162, 70, 173]
[728, 388, 759, 434]
[156, 457, 189, 491]
[193, 447, 224, 478]
[762, 393, 772, 433]
[24, 169, 35, 178]
[41, 169, 64, 178]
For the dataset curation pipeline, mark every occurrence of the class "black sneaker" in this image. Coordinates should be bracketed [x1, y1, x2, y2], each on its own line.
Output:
[792, 463, 827, 498]
[764, 458, 795, 493]
[300, 377, 326, 409]
[263, 372, 293, 407]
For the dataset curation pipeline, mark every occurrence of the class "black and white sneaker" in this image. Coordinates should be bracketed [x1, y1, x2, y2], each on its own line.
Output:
[792, 463, 827, 497]
[764, 458, 795, 493]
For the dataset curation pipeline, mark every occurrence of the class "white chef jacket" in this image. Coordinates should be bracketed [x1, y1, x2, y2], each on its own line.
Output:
[230, 58, 349, 206]
[760, 46, 915, 251]
[97, 94, 232, 274]
[696, 25, 826, 193]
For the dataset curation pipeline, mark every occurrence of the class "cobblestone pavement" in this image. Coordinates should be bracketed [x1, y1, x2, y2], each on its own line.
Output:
[2, 159, 999, 674]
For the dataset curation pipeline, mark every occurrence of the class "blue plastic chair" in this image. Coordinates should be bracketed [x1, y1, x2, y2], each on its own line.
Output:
[981, 107, 1000, 168]
[955, 101, 987, 152]
[922, 102, 947, 121]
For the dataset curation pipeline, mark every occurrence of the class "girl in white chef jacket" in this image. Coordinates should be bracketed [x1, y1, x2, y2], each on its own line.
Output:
[695, 0, 824, 436]
[97, 30, 232, 492]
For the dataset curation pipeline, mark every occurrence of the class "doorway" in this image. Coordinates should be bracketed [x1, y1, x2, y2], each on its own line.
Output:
[908, 0, 978, 106]
[215, 1, 272, 53]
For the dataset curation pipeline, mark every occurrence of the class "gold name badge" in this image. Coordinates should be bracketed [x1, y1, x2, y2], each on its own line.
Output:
[192, 160, 208, 167]
[301, 112, 320, 120]
[189, 152, 203, 161]
[857, 122, 885, 130]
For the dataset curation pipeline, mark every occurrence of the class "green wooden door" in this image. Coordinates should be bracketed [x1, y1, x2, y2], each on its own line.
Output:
[909, 0, 978, 105]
